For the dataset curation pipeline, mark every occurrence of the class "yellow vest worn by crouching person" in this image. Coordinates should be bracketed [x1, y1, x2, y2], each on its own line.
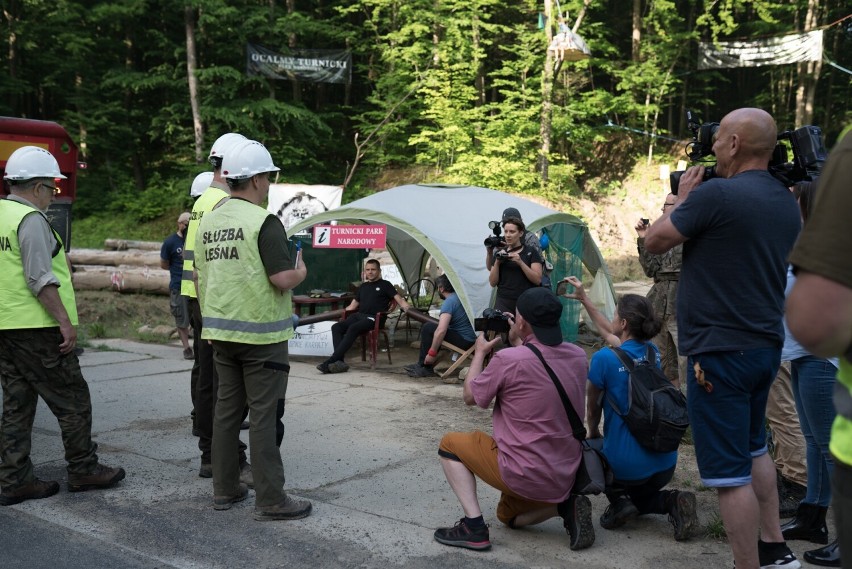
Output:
[180, 186, 228, 298]
[195, 198, 294, 345]
[0, 199, 78, 329]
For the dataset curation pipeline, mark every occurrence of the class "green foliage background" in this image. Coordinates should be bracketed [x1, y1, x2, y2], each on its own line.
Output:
[3, 0, 850, 233]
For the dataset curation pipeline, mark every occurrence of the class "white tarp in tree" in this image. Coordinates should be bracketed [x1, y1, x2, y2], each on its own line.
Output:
[698, 30, 823, 70]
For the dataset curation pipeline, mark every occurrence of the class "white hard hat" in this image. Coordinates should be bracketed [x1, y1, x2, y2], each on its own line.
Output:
[190, 171, 214, 197]
[208, 132, 247, 163]
[221, 140, 279, 180]
[3, 146, 66, 181]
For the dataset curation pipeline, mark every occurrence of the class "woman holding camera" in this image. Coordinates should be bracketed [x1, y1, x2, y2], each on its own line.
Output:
[488, 217, 543, 314]
[560, 276, 698, 541]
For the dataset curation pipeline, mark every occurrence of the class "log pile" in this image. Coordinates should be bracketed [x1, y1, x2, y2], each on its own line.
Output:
[70, 240, 171, 295]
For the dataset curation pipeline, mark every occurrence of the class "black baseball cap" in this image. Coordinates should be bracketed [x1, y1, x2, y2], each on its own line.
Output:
[516, 287, 563, 346]
[502, 207, 522, 222]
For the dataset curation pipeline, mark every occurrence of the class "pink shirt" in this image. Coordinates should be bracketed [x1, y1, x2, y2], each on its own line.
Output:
[470, 337, 587, 502]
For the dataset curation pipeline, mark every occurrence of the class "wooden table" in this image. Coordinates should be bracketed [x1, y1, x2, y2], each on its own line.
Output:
[292, 294, 354, 316]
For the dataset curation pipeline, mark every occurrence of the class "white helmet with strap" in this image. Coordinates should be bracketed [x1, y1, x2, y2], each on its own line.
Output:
[3, 146, 66, 181]
[208, 133, 247, 167]
[190, 171, 214, 197]
[221, 140, 279, 180]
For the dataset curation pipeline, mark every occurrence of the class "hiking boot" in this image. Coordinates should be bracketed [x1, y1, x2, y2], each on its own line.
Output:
[316, 361, 331, 374]
[0, 479, 60, 506]
[199, 463, 213, 478]
[213, 483, 249, 510]
[433, 518, 491, 551]
[408, 363, 436, 378]
[668, 491, 698, 541]
[67, 464, 126, 492]
[599, 494, 639, 530]
[328, 360, 350, 373]
[558, 494, 595, 550]
[758, 539, 802, 569]
[253, 494, 312, 521]
[239, 462, 254, 489]
[183, 347, 194, 360]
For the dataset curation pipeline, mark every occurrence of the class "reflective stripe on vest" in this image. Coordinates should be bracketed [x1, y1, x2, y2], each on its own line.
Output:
[830, 358, 852, 467]
[180, 186, 228, 297]
[195, 198, 294, 345]
[0, 200, 78, 329]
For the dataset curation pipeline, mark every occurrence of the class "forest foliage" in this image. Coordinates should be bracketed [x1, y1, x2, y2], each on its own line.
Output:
[3, 0, 850, 224]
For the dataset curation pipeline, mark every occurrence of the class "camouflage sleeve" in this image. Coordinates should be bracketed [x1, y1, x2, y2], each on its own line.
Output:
[637, 237, 662, 279]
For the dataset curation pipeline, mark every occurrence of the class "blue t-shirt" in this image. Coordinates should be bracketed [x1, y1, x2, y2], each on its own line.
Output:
[440, 292, 476, 342]
[669, 170, 800, 355]
[160, 232, 185, 291]
[589, 339, 677, 481]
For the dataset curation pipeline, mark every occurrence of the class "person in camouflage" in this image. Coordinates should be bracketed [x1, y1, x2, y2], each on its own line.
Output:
[635, 194, 686, 388]
[0, 146, 125, 506]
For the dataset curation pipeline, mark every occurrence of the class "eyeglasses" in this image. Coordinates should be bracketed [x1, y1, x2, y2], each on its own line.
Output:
[661, 203, 675, 212]
[39, 182, 59, 196]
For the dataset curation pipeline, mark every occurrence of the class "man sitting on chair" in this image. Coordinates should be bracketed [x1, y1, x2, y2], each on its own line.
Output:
[317, 259, 410, 374]
[405, 275, 475, 378]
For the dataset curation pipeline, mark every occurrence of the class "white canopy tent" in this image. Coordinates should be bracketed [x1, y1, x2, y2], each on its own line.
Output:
[288, 184, 615, 332]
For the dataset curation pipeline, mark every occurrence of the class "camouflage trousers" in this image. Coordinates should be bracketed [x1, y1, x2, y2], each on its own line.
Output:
[0, 328, 98, 490]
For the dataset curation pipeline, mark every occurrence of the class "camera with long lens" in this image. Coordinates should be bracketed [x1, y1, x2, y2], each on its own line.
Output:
[483, 220, 504, 248]
[670, 110, 719, 195]
[474, 307, 512, 333]
[670, 109, 826, 195]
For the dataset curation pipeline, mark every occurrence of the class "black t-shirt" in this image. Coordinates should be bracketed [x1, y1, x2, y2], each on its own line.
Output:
[495, 243, 544, 300]
[356, 279, 398, 315]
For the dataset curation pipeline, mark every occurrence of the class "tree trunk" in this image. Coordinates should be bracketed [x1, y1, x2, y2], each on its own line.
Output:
[185, 6, 204, 163]
[632, 0, 642, 62]
[538, 0, 554, 182]
[287, 0, 300, 102]
[794, 0, 821, 126]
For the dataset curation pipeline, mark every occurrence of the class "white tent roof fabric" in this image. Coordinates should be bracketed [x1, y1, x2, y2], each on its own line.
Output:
[288, 184, 614, 328]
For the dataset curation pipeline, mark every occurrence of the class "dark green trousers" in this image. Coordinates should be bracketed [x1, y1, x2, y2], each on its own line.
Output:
[0, 328, 98, 490]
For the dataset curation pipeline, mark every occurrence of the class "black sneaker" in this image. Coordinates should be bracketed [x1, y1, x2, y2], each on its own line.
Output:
[758, 539, 802, 569]
[599, 494, 639, 530]
[669, 491, 698, 541]
[559, 494, 595, 550]
[408, 363, 437, 378]
[434, 518, 491, 551]
[316, 361, 331, 374]
[403, 363, 419, 373]
[328, 361, 350, 373]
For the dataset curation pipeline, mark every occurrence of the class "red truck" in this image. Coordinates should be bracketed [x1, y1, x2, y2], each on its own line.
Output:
[1, 117, 82, 248]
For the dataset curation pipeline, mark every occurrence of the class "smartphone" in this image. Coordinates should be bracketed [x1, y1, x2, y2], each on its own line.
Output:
[641, 218, 650, 226]
[556, 280, 572, 296]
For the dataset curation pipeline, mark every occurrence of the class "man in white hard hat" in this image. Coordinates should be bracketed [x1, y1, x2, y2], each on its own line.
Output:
[195, 139, 311, 521]
[0, 146, 125, 506]
[182, 135, 253, 485]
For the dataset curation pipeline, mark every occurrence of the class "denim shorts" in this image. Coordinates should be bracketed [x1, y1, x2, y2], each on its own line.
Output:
[687, 347, 781, 487]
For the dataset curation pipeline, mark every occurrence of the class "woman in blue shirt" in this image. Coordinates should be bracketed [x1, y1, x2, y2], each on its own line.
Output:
[562, 276, 698, 541]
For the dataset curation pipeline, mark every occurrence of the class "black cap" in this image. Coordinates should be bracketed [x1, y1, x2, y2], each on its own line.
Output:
[516, 287, 563, 346]
[502, 207, 522, 222]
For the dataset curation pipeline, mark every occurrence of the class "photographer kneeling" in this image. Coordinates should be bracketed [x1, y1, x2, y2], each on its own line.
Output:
[434, 287, 594, 552]
[487, 217, 543, 314]
[562, 276, 698, 541]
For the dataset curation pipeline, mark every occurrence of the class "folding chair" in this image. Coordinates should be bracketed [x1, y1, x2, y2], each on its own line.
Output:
[341, 300, 398, 369]
[439, 341, 476, 380]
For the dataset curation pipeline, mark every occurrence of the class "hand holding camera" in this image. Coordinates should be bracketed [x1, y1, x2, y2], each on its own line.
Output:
[635, 218, 649, 237]
[557, 276, 585, 302]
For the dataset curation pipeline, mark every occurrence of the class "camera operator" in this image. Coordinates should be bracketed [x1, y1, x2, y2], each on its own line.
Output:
[635, 193, 685, 389]
[488, 217, 543, 314]
[644, 108, 801, 569]
[485, 208, 551, 285]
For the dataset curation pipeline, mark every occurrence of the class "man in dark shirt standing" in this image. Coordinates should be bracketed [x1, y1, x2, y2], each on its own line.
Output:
[160, 212, 193, 359]
[317, 259, 410, 374]
[645, 108, 801, 569]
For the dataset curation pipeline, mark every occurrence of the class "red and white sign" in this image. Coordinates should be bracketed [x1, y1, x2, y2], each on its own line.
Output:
[312, 224, 387, 249]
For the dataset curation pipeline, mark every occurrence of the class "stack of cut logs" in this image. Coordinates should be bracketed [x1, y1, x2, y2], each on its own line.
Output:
[70, 239, 170, 295]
